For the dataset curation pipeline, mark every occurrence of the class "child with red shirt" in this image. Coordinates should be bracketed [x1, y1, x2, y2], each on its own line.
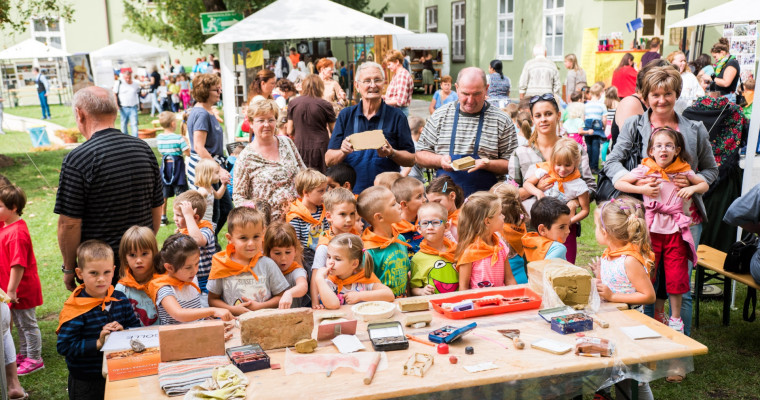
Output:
[0, 184, 43, 375]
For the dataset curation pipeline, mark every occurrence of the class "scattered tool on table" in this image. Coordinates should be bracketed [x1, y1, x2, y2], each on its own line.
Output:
[405, 334, 435, 347]
[428, 322, 477, 344]
[589, 314, 609, 328]
[497, 329, 525, 349]
[403, 313, 432, 328]
[403, 353, 434, 377]
[471, 332, 509, 350]
[449, 356, 458, 364]
[368, 321, 409, 351]
[437, 343, 449, 354]
[364, 352, 382, 385]
[465, 346, 474, 355]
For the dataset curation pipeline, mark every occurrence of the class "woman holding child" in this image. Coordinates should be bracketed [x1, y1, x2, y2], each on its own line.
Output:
[233, 99, 306, 221]
[508, 93, 596, 264]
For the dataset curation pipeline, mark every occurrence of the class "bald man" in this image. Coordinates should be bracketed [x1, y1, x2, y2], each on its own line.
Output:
[55, 86, 164, 290]
[415, 67, 518, 196]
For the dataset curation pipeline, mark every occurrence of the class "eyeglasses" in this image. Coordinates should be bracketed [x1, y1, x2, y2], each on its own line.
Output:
[359, 78, 384, 86]
[418, 219, 444, 229]
[652, 144, 676, 151]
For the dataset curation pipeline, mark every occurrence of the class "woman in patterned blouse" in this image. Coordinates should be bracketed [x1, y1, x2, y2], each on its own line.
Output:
[232, 100, 306, 221]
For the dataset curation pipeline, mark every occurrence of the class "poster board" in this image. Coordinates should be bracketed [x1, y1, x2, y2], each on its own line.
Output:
[581, 28, 599, 85]
[68, 54, 94, 94]
[724, 22, 758, 82]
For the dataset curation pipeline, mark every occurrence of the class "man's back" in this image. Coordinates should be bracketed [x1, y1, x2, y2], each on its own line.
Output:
[519, 57, 560, 98]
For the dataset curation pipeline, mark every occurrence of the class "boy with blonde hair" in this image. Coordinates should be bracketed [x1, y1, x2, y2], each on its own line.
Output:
[173, 190, 216, 305]
[374, 171, 402, 189]
[310, 187, 359, 307]
[358, 186, 411, 297]
[286, 169, 330, 270]
[391, 177, 426, 257]
[157, 111, 190, 225]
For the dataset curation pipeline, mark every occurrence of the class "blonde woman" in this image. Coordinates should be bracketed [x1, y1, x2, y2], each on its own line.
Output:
[564, 54, 587, 103]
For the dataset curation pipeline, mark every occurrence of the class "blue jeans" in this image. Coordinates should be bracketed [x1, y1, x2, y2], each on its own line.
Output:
[120, 106, 139, 137]
[584, 135, 602, 172]
[397, 106, 409, 116]
[645, 223, 702, 336]
[38, 92, 50, 119]
[150, 92, 162, 116]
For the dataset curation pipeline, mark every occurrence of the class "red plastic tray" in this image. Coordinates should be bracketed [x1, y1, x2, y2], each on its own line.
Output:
[430, 288, 542, 319]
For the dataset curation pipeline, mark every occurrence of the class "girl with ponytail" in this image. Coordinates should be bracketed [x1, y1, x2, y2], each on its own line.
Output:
[313, 233, 393, 309]
[491, 182, 530, 284]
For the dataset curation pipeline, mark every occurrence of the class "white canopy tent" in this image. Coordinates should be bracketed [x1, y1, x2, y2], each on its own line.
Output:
[89, 40, 171, 88]
[0, 38, 70, 60]
[0, 39, 72, 107]
[205, 0, 412, 139]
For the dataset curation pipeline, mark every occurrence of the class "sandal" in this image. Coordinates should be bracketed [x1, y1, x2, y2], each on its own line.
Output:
[9, 390, 29, 400]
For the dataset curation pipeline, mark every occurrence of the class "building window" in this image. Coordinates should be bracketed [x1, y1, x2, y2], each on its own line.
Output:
[426, 6, 438, 33]
[497, 0, 515, 59]
[383, 14, 408, 29]
[543, 0, 564, 60]
[452, 1, 465, 62]
[638, 0, 666, 38]
[31, 17, 65, 50]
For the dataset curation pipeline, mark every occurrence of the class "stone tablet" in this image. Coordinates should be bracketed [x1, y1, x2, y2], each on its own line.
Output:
[239, 308, 314, 350]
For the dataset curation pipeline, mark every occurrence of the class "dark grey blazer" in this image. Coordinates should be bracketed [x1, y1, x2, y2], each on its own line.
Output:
[603, 110, 718, 221]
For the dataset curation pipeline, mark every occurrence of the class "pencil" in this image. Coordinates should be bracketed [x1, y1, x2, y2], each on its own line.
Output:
[405, 334, 435, 347]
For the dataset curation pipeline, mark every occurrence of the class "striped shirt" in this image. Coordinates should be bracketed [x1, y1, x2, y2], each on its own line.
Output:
[417, 102, 518, 162]
[289, 206, 329, 269]
[157, 132, 189, 156]
[156, 279, 203, 325]
[56, 289, 140, 379]
[197, 227, 216, 293]
[584, 100, 607, 121]
[54, 128, 163, 275]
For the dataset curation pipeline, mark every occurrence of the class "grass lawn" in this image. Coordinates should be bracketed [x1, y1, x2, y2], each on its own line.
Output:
[1, 129, 758, 399]
[4, 104, 160, 131]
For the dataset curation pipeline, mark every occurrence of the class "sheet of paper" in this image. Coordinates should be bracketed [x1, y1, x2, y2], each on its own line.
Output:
[620, 325, 662, 340]
[464, 362, 499, 373]
[331, 334, 366, 354]
[101, 329, 159, 352]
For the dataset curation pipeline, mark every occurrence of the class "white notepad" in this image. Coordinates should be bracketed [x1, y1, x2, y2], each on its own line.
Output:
[620, 325, 662, 340]
[332, 334, 366, 353]
[531, 339, 573, 355]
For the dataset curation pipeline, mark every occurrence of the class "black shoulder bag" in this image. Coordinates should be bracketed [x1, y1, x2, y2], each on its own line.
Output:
[596, 123, 643, 202]
[724, 230, 759, 322]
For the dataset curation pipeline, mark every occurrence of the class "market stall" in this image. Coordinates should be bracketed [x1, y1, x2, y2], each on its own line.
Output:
[392, 33, 450, 90]
[89, 40, 171, 89]
[204, 0, 412, 140]
[0, 38, 72, 108]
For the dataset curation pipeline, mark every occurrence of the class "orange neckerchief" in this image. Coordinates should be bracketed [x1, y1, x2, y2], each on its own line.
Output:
[282, 261, 303, 276]
[536, 162, 581, 193]
[361, 227, 412, 250]
[209, 244, 261, 281]
[179, 220, 214, 235]
[328, 270, 381, 293]
[393, 218, 418, 234]
[286, 199, 325, 226]
[149, 274, 201, 303]
[458, 233, 503, 266]
[118, 269, 157, 299]
[448, 208, 460, 227]
[317, 227, 361, 246]
[419, 238, 457, 263]
[502, 223, 527, 256]
[641, 157, 691, 182]
[56, 285, 121, 334]
[602, 243, 655, 270]
[521, 232, 555, 262]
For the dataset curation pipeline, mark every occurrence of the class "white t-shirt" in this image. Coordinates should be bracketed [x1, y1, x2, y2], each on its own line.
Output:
[206, 256, 290, 305]
[522, 165, 589, 214]
[113, 79, 142, 107]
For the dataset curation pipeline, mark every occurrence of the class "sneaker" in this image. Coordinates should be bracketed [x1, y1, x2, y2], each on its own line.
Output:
[161, 215, 169, 226]
[655, 310, 668, 325]
[668, 317, 685, 333]
[17, 358, 44, 376]
[15, 354, 26, 366]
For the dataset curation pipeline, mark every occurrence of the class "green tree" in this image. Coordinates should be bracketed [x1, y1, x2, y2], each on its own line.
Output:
[0, 0, 74, 33]
[123, 0, 387, 52]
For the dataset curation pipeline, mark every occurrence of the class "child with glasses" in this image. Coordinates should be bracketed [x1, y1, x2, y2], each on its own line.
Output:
[613, 127, 707, 333]
[410, 203, 458, 295]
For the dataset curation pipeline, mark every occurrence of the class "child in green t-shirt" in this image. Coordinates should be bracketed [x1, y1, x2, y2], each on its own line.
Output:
[410, 203, 458, 295]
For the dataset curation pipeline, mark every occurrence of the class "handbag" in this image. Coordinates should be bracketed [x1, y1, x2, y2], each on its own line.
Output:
[596, 122, 643, 202]
[723, 231, 759, 275]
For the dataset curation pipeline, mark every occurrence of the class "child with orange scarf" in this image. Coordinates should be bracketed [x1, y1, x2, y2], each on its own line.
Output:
[455, 192, 517, 290]
[522, 138, 590, 225]
[411, 203, 459, 295]
[286, 169, 330, 271]
[264, 222, 309, 309]
[115, 226, 163, 326]
[151, 234, 233, 325]
[207, 207, 289, 315]
[357, 186, 411, 297]
[173, 190, 217, 305]
[613, 127, 707, 333]
[57, 240, 140, 398]
[522, 197, 572, 263]
[426, 176, 464, 241]
[310, 188, 359, 308]
[313, 234, 393, 309]
[391, 177, 427, 258]
[491, 182, 530, 284]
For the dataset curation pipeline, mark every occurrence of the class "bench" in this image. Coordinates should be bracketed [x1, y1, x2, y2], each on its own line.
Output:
[694, 245, 760, 327]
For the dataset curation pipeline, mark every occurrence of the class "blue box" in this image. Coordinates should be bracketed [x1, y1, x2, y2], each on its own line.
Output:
[550, 313, 593, 335]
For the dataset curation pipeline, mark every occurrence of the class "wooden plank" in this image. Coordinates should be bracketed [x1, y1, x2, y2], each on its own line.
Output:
[105, 287, 708, 400]
[697, 246, 760, 289]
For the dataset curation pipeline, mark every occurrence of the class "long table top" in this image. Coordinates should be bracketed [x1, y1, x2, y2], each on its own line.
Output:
[105, 287, 707, 399]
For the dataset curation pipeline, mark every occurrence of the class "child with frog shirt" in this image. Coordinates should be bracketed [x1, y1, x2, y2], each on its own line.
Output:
[410, 203, 459, 295]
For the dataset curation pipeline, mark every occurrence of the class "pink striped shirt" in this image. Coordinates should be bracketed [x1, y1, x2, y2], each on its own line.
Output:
[469, 238, 509, 288]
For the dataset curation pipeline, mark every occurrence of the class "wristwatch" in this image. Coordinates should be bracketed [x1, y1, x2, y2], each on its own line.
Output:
[61, 264, 75, 274]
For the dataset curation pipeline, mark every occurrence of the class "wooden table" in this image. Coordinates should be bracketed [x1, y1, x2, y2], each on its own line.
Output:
[105, 287, 708, 399]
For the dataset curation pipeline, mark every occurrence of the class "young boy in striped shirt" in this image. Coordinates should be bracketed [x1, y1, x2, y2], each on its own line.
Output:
[286, 169, 330, 271]
[56, 240, 140, 399]
[157, 111, 190, 225]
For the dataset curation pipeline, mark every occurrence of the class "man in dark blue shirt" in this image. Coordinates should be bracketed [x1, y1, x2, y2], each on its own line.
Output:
[326, 62, 415, 193]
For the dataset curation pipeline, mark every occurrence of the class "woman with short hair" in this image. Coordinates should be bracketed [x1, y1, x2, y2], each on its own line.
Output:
[287, 75, 336, 172]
